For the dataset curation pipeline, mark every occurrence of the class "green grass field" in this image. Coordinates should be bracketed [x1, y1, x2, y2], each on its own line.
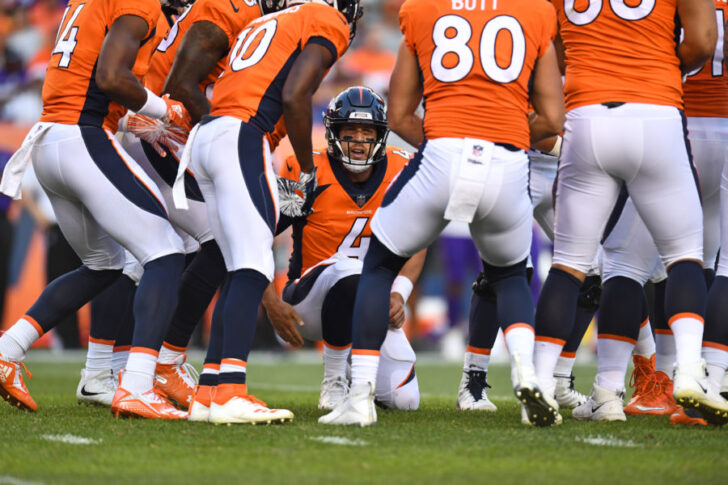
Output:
[1, 352, 727, 485]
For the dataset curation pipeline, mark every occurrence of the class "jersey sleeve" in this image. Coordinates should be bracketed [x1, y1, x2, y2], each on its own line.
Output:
[386, 146, 413, 171]
[536, 1, 558, 57]
[302, 5, 350, 65]
[279, 154, 300, 179]
[108, 0, 161, 39]
[398, 0, 417, 56]
[267, 118, 288, 152]
[192, 0, 251, 48]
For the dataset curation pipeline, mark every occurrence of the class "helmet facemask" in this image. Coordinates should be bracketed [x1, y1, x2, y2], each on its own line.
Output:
[329, 121, 388, 173]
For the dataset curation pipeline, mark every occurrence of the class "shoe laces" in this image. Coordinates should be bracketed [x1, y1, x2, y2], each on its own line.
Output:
[466, 369, 490, 400]
[16, 361, 32, 380]
[175, 362, 199, 388]
[639, 373, 664, 400]
[629, 361, 652, 393]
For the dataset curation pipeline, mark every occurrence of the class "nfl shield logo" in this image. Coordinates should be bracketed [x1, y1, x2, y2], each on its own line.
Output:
[472, 145, 483, 157]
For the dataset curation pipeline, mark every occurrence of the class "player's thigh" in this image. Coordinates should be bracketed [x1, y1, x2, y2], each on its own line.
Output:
[601, 197, 660, 285]
[371, 139, 451, 257]
[192, 118, 278, 279]
[717, 162, 728, 277]
[375, 328, 419, 410]
[528, 151, 557, 241]
[552, 110, 623, 273]
[627, 115, 703, 266]
[283, 257, 363, 342]
[470, 150, 532, 266]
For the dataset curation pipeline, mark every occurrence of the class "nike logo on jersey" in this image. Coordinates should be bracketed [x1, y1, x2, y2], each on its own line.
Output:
[635, 404, 666, 412]
[229, 0, 240, 12]
[80, 386, 104, 397]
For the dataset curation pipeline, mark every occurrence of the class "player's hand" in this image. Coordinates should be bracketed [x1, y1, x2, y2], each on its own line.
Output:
[389, 292, 406, 329]
[264, 298, 304, 348]
[298, 167, 318, 214]
[277, 176, 311, 217]
[124, 113, 183, 157]
[161, 94, 192, 133]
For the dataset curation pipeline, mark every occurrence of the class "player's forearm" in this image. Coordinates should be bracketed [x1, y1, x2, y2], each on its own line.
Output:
[677, 0, 717, 73]
[398, 249, 426, 284]
[283, 96, 314, 173]
[261, 282, 280, 310]
[529, 114, 562, 145]
[166, 82, 210, 125]
[388, 114, 424, 148]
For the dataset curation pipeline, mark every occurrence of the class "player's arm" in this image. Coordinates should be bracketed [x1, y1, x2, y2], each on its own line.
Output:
[262, 283, 304, 348]
[528, 42, 565, 144]
[387, 40, 424, 148]
[282, 44, 335, 175]
[677, 0, 718, 73]
[389, 248, 426, 329]
[95, 15, 154, 110]
[163, 21, 229, 124]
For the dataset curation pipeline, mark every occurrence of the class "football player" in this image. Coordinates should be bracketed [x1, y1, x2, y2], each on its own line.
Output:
[534, 0, 728, 425]
[0, 0, 193, 419]
[265, 86, 424, 411]
[320, 0, 565, 426]
[175, 0, 360, 424]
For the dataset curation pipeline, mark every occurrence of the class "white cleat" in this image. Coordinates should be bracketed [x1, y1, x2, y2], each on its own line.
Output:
[457, 369, 497, 411]
[188, 400, 210, 422]
[318, 382, 376, 426]
[76, 368, 116, 407]
[673, 359, 728, 426]
[209, 394, 294, 425]
[512, 355, 560, 427]
[572, 383, 626, 421]
[554, 374, 587, 410]
[318, 376, 349, 410]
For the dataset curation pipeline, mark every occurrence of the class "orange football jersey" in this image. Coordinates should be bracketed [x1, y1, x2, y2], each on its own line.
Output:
[210, 2, 350, 133]
[145, 0, 262, 96]
[553, 0, 683, 111]
[399, 0, 557, 150]
[280, 147, 411, 280]
[41, 0, 161, 131]
[684, 0, 728, 118]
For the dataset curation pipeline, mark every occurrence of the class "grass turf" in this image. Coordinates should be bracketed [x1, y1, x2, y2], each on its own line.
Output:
[1, 353, 727, 484]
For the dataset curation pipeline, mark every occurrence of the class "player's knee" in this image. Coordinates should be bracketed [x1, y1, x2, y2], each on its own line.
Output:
[481, 258, 528, 285]
[578, 275, 602, 312]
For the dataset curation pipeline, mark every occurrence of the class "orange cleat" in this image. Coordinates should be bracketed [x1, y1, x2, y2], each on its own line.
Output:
[624, 371, 677, 415]
[624, 354, 655, 409]
[0, 355, 37, 412]
[154, 354, 198, 410]
[111, 373, 187, 420]
[670, 406, 707, 426]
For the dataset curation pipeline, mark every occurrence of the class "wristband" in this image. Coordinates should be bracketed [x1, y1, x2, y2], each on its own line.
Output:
[390, 275, 414, 303]
[547, 135, 562, 158]
[137, 88, 167, 119]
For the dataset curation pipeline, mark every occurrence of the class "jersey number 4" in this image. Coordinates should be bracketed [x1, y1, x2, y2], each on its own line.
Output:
[337, 217, 370, 259]
[53, 3, 85, 68]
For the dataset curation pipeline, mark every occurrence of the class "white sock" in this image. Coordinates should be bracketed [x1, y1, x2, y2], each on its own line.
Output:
[670, 315, 704, 366]
[595, 336, 634, 392]
[554, 352, 576, 378]
[0, 318, 41, 360]
[702, 345, 728, 389]
[158, 342, 185, 365]
[112, 347, 130, 377]
[655, 330, 675, 375]
[351, 352, 379, 387]
[634, 319, 656, 358]
[323, 343, 350, 379]
[504, 324, 535, 366]
[122, 350, 158, 393]
[534, 339, 563, 392]
[464, 345, 491, 372]
[85, 338, 114, 372]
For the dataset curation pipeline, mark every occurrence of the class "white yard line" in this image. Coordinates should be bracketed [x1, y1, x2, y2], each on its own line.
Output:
[41, 434, 101, 445]
[0, 476, 45, 485]
[576, 435, 639, 448]
[309, 436, 368, 446]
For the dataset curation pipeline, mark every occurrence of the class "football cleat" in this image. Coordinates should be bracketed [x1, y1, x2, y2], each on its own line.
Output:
[318, 381, 377, 426]
[573, 383, 626, 421]
[554, 374, 587, 409]
[623, 371, 676, 416]
[154, 354, 198, 410]
[188, 385, 213, 422]
[520, 404, 562, 426]
[670, 406, 707, 426]
[626, 354, 655, 404]
[0, 355, 36, 412]
[76, 368, 116, 407]
[512, 354, 559, 427]
[318, 375, 349, 410]
[457, 369, 497, 411]
[111, 386, 187, 419]
[209, 386, 294, 425]
[673, 359, 728, 426]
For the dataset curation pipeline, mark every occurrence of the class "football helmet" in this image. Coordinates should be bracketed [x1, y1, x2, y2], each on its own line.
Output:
[259, 0, 288, 15]
[324, 86, 388, 173]
[289, 0, 362, 40]
[161, 0, 196, 12]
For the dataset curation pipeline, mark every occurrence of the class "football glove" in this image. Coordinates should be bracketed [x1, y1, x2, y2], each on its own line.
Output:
[277, 176, 309, 218]
[120, 113, 187, 157]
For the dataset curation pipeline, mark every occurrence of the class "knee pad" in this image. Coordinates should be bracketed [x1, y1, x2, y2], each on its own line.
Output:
[472, 271, 497, 303]
[578, 275, 602, 312]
